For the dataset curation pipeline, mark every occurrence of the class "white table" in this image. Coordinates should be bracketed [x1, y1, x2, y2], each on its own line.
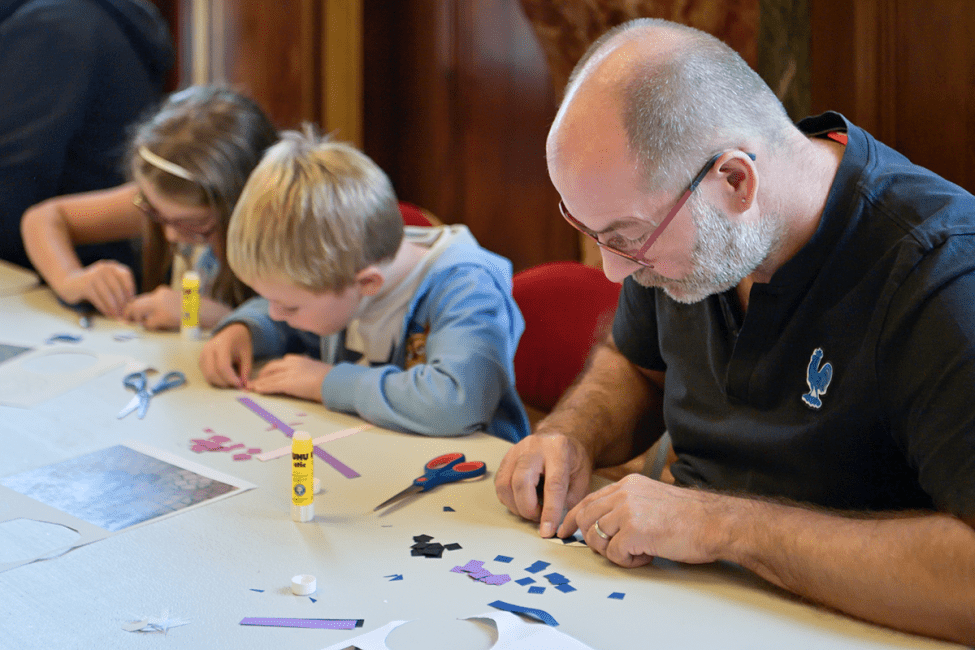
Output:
[0, 288, 962, 650]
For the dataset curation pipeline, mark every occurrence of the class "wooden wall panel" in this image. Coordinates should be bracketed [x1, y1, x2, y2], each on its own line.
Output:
[214, 0, 319, 130]
[891, 0, 975, 194]
[811, 0, 975, 193]
[363, 0, 572, 272]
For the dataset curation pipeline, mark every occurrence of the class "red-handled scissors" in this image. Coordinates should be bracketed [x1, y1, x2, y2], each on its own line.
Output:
[373, 452, 486, 511]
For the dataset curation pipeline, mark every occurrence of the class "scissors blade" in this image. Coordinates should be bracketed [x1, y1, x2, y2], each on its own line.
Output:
[117, 394, 142, 419]
[136, 394, 149, 419]
[373, 484, 423, 511]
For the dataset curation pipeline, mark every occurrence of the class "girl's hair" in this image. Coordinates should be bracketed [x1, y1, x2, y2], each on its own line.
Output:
[127, 85, 278, 307]
[228, 126, 403, 293]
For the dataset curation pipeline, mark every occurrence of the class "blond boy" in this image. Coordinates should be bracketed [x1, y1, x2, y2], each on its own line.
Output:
[200, 129, 528, 441]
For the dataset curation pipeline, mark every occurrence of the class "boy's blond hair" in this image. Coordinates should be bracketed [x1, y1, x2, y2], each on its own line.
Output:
[228, 127, 404, 292]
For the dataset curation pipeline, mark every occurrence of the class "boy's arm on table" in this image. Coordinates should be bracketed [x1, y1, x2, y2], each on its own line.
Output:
[321, 266, 515, 436]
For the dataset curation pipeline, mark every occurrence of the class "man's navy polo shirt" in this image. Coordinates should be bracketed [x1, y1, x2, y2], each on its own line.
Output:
[613, 112, 975, 516]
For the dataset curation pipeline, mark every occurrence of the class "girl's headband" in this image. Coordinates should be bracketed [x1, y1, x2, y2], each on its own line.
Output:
[137, 146, 195, 182]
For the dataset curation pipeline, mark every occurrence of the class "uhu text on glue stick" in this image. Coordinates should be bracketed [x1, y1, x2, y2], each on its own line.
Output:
[291, 431, 314, 522]
[180, 270, 201, 340]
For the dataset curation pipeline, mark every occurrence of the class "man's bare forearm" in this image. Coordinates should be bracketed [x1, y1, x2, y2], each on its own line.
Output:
[721, 497, 975, 644]
[537, 338, 665, 468]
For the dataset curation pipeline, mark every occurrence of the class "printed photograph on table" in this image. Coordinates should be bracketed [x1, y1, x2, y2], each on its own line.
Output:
[0, 443, 240, 531]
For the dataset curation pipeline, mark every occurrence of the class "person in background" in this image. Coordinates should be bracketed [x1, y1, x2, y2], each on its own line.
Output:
[494, 18, 975, 644]
[199, 128, 529, 442]
[22, 86, 278, 330]
[0, 0, 174, 271]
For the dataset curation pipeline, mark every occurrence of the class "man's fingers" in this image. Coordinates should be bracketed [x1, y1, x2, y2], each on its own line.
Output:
[538, 466, 572, 537]
[508, 460, 544, 522]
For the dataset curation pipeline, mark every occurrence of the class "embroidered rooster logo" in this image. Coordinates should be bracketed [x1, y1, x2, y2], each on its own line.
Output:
[801, 347, 833, 409]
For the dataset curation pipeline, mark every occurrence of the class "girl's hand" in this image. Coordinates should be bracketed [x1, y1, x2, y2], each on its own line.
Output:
[123, 285, 181, 331]
[59, 260, 136, 318]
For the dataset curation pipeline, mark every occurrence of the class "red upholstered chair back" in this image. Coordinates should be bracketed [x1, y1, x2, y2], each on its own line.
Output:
[398, 201, 435, 227]
[513, 261, 622, 413]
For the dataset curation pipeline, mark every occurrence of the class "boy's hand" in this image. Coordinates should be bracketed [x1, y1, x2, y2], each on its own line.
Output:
[199, 323, 253, 388]
[247, 354, 331, 403]
[123, 286, 181, 330]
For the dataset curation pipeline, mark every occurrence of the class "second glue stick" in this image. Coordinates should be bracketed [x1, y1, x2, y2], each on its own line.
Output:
[291, 431, 314, 522]
[180, 270, 201, 340]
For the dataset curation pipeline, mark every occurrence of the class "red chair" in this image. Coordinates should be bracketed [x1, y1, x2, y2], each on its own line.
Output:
[513, 261, 622, 415]
[398, 201, 437, 227]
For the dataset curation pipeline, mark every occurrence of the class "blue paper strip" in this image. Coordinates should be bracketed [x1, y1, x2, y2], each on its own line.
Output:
[487, 600, 558, 627]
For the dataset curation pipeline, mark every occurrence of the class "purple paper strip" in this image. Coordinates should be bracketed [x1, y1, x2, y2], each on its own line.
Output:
[238, 397, 295, 436]
[314, 445, 360, 479]
[238, 396, 361, 479]
[240, 617, 361, 630]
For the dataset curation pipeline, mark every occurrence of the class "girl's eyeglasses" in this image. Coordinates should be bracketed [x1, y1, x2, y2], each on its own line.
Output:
[133, 190, 217, 237]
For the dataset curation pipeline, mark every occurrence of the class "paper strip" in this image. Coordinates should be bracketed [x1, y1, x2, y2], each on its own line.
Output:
[238, 397, 361, 478]
[239, 617, 362, 630]
[313, 445, 360, 479]
[487, 600, 559, 627]
[238, 397, 295, 436]
[256, 424, 373, 461]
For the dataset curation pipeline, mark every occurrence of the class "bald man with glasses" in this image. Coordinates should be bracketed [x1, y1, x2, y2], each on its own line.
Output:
[495, 17, 975, 645]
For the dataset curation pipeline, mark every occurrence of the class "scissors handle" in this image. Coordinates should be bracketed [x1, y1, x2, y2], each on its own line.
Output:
[425, 452, 464, 471]
[415, 458, 486, 491]
[151, 371, 186, 394]
[123, 371, 147, 391]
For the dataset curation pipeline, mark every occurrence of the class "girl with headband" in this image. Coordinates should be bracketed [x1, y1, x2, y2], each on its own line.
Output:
[21, 85, 278, 330]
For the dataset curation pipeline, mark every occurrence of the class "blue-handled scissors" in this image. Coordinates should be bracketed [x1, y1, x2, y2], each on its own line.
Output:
[373, 452, 486, 511]
[116, 370, 187, 419]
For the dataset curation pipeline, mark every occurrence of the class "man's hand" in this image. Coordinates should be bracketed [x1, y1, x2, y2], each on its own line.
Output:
[495, 430, 593, 538]
[247, 354, 331, 403]
[199, 323, 254, 388]
[59, 260, 136, 319]
[123, 286, 181, 330]
[559, 474, 728, 568]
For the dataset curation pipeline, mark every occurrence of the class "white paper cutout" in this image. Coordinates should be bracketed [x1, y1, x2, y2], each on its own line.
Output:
[0, 346, 127, 408]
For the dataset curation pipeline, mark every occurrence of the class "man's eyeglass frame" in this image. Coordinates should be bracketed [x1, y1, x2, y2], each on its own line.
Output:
[559, 151, 757, 268]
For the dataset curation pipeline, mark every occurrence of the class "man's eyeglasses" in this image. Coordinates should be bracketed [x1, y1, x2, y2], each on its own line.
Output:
[559, 151, 757, 268]
[133, 189, 217, 237]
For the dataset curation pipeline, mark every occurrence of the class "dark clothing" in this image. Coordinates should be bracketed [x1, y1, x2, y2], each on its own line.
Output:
[0, 0, 174, 269]
[613, 112, 975, 517]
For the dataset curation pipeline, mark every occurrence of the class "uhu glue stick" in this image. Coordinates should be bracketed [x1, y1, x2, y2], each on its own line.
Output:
[180, 270, 201, 340]
[291, 431, 314, 522]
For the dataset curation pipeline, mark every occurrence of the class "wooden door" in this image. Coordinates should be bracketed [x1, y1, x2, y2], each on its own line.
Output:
[810, 0, 975, 193]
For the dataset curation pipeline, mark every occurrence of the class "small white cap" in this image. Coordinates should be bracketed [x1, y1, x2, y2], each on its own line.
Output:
[292, 502, 314, 522]
[313, 477, 322, 493]
[291, 574, 317, 596]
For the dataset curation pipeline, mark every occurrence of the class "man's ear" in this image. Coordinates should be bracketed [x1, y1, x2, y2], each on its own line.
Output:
[355, 265, 385, 296]
[713, 151, 758, 214]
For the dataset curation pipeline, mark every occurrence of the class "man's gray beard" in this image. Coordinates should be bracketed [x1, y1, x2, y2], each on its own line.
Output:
[631, 198, 784, 304]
